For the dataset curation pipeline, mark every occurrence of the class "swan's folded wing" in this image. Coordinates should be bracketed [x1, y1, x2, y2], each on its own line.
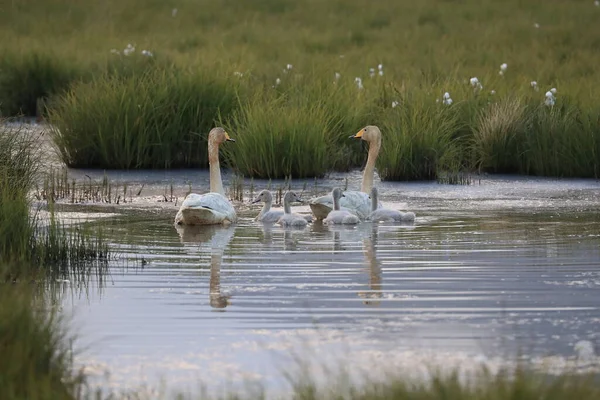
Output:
[178, 193, 237, 224]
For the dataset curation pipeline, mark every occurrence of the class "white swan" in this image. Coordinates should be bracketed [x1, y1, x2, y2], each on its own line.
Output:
[174, 127, 237, 226]
[323, 188, 360, 225]
[277, 191, 309, 227]
[366, 187, 415, 223]
[252, 190, 284, 223]
[309, 125, 382, 220]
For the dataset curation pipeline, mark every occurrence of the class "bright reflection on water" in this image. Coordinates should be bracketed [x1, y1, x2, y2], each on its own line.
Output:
[56, 175, 600, 396]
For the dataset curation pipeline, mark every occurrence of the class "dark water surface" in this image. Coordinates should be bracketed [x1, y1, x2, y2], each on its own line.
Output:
[56, 173, 600, 396]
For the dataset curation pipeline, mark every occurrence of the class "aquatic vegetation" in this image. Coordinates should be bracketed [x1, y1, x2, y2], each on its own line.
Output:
[0, 51, 79, 118]
[376, 89, 464, 181]
[49, 68, 240, 169]
[0, 285, 84, 400]
[0, 125, 109, 279]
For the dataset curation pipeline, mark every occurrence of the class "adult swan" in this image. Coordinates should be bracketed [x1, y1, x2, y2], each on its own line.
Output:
[309, 125, 382, 220]
[174, 127, 237, 225]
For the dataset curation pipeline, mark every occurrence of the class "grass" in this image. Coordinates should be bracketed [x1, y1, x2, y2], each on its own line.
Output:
[0, 284, 84, 400]
[0, 122, 109, 280]
[49, 66, 240, 169]
[3, 0, 600, 179]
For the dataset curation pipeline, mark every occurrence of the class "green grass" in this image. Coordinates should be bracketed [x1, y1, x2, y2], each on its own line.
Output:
[0, 284, 84, 400]
[0, 51, 79, 118]
[0, 123, 109, 280]
[3, 0, 600, 179]
[223, 73, 376, 178]
[49, 66, 240, 169]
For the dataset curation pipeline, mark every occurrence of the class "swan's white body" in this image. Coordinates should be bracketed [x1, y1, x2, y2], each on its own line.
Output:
[277, 191, 309, 227]
[310, 125, 383, 220]
[175, 127, 237, 226]
[175, 193, 237, 225]
[323, 188, 360, 225]
[366, 187, 415, 223]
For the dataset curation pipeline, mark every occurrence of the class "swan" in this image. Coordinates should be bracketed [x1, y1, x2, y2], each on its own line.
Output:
[277, 191, 309, 227]
[174, 127, 237, 225]
[366, 187, 415, 223]
[323, 188, 360, 225]
[252, 190, 284, 223]
[309, 125, 382, 220]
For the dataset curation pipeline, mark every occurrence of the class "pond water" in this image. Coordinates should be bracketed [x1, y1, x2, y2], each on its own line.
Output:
[54, 170, 600, 397]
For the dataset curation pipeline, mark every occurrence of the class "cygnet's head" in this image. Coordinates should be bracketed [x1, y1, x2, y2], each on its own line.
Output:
[252, 189, 273, 204]
[284, 191, 303, 203]
[208, 127, 235, 144]
[350, 125, 381, 144]
[331, 187, 345, 200]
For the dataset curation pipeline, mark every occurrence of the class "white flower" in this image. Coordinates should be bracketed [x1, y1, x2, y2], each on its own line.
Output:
[443, 92, 451, 99]
[141, 50, 153, 57]
[443, 97, 453, 105]
[530, 81, 537, 87]
[499, 71, 504, 76]
[355, 77, 363, 90]
[334, 72, 341, 81]
[391, 100, 399, 108]
[545, 91, 556, 106]
[491, 90, 496, 95]
[378, 64, 383, 76]
[534, 22, 540, 28]
[550, 87, 557, 94]
[172, 8, 178, 17]
[369, 68, 375, 78]
[123, 43, 135, 56]
[500, 63, 508, 72]
[286, 64, 293, 70]
[275, 78, 281, 86]
[595, 0, 600, 7]
[110, 49, 120, 55]
[470, 77, 483, 91]
[233, 71, 243, 77]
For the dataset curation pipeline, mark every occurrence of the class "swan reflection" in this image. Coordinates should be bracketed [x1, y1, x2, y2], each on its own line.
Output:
[358, 224, 383, 306]
[175, 224, 235, 310]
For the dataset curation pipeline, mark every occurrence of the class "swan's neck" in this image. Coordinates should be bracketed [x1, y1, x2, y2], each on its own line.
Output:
[210, 254, 221, 294]
[361, 138, 381, 194]
[371, 191, 378, 212]
[259, 200, 272, 218]
[333, 194, 340, 211]
[283, 196, 291, 214]
[208, 138, 225, 195]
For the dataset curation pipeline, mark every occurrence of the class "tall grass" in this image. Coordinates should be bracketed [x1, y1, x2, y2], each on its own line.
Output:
[49, 67, 240, 169]
[376, 88, 465, 181]
[0, 123, 109, 280]
[0, 284, 83, 400]
[3, 0, 600, 179]
[0, 51, 79, 118]
[224, 74, 376, 178]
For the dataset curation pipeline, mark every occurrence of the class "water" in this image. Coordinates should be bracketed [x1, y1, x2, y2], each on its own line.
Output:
[54, 171, 600, 397]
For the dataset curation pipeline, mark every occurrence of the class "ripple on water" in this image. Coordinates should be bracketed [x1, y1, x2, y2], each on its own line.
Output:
[57, 175, 600, 396]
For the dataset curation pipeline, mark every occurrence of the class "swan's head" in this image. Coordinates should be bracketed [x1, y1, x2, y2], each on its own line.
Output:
[283, 191, 303, 204]
[350, 125, 381, 144]
[252, 189, 273, 204]
[208, 127, 235, 144]
[331, 187, 345, 200]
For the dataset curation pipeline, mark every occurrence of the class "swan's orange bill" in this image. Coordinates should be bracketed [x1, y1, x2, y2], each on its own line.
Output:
[352, 128, 364, 138]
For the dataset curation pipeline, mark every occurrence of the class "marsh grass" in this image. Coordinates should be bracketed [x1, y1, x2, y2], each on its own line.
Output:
[0, 284, 84, 400]
[4, 0, 600, 179]
[224, 75, 376, 179]
[376, 89, 465, 181]
[0, 51, 79, 118]
[0, 124, 110, 280]
[49, 67, 240, 169]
